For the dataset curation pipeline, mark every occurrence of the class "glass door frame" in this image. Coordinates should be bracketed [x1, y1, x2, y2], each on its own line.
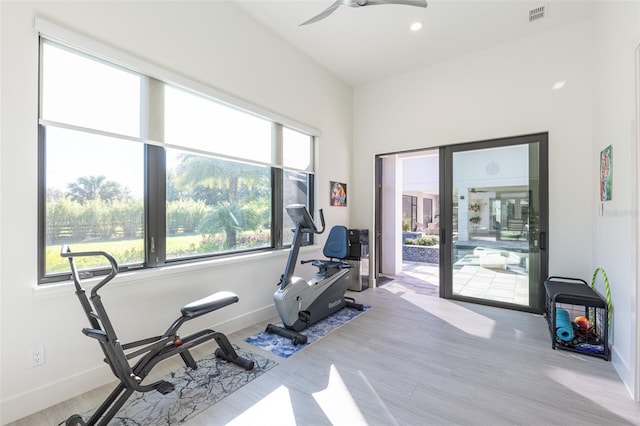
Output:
[439, 133, 549, 313]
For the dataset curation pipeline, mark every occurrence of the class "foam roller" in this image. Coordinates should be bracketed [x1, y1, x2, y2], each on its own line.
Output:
[555, 307, 574, 342]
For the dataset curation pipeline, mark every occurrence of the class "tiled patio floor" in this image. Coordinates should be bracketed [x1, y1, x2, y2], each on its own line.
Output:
[380, 260, 529, 306]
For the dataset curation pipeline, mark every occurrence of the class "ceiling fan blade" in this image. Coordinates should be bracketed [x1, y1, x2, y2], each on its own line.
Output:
[365, 0, 428, 7]
[299, 0, 343, 26]
[299, 0, 426, 26]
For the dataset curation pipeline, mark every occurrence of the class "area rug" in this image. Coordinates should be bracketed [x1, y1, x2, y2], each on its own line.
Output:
[245, 305, 371, 358]
[60, 348, 277, 426]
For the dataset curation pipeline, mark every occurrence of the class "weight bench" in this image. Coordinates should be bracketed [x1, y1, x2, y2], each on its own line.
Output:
[60, 246, 254, 426]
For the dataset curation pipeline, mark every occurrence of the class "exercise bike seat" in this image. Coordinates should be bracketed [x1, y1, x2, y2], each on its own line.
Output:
[323, 226, 349, 259]
[311, 225, 352, 270]
[181, 291, 239, 319]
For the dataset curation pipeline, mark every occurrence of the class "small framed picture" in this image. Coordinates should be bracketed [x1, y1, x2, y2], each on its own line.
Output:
[600, 145, 612, 201]
[330, 181, 347, 206]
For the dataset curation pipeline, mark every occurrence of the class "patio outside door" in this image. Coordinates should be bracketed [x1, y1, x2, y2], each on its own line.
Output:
[440, 133, 548, 313]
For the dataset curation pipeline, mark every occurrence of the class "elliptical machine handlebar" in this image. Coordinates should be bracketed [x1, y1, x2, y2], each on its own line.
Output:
[60, 245, 119, 298]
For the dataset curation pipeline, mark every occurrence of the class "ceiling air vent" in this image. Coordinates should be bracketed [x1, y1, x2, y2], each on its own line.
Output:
[529, 5, 545, 22]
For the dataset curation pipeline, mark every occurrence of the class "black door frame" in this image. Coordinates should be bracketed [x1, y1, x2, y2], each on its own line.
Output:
[375, 157, 383, 280]
[439, 132, 549, 313]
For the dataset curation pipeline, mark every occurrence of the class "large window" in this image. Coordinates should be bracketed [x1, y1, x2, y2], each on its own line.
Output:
[38, 39, 315, 283]
[42, 127, 145, 273]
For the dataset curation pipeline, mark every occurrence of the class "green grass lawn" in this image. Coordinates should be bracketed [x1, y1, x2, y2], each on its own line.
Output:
[47, 234, 204, 273]
[47, 231, 270, 275]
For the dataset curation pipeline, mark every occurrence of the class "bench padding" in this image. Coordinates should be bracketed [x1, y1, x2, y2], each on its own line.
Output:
[181, 291, 239, 319]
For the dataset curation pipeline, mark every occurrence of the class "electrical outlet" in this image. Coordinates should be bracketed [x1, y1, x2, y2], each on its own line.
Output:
[28, 346, 45, 368]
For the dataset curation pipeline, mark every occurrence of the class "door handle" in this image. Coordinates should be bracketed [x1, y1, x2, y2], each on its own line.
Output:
[539, 232, 546, 250]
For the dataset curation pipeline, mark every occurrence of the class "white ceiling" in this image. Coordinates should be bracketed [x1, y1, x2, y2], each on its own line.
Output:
[234, 0, 595, 87]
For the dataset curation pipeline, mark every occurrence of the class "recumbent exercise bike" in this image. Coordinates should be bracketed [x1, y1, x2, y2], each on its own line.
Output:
[60, 246, 254, 426]
[266, 204, 363, 345]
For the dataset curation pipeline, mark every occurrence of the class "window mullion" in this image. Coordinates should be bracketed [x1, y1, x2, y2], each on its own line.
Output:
[145, 145, 166, 266]
[142, 77, 166, 267]
[273, 123, 283, 248]
[140, 76, 165, 142]
[308, 173, 316, 246]
[273, 168, 283, 249]
[272, 123, 283, 167]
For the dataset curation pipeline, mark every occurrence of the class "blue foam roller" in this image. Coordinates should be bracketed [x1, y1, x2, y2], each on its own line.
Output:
[555, 308, 574, 342]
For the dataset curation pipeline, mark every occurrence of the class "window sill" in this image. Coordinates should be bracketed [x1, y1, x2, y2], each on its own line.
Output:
[33, 245, 321, 300]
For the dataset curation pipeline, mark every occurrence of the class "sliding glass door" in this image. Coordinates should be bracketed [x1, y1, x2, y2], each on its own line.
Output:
[440, 133, 548, 313]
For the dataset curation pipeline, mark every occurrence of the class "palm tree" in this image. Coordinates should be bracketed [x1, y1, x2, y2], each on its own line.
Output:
[173, 154, 269, 248]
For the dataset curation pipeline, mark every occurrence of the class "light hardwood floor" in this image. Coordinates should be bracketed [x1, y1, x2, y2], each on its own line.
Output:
[9, 280, 640, 425]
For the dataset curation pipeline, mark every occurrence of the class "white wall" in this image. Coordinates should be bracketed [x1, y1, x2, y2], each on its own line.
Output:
[591, 1, 640, 400]
[353, 8, 640, 400]
[381, 156, 403, 275]
[353, 19, 594, 277]
[0, 1, 352, 423]
[403, 155, 439, 193]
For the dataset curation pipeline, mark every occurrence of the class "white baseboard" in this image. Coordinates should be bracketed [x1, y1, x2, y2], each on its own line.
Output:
[1, 362, 114, 425]
[0, 305, 276, 424]
[611, 345, 637, 401]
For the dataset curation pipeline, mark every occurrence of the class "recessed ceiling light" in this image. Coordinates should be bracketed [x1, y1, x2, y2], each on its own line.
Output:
[410, 22, 423, 32]
[552, 80, 566, 90]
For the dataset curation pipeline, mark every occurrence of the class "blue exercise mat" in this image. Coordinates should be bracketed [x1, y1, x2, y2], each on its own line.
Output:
[245, 305, 370, 358]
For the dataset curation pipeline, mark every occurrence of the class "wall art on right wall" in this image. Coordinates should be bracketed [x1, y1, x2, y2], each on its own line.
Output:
[600, 144, 612, 201]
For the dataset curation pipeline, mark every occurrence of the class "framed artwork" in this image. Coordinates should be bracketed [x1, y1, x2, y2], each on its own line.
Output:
[600, 145, 612, 201]
[330, 181, 347, 206]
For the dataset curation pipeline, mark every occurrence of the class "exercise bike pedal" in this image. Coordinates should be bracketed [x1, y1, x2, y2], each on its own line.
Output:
[155, 380, 175, 395]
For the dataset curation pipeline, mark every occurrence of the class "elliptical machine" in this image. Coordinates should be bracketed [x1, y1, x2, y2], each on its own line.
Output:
[266, 204, 363, 345]
[60, 246, 254, 426]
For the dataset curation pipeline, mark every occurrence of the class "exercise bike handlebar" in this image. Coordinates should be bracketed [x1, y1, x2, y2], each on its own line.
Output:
[285, 204, 325, 234]
[60, 245, 119, 298]
[317, 208, 326, 234]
